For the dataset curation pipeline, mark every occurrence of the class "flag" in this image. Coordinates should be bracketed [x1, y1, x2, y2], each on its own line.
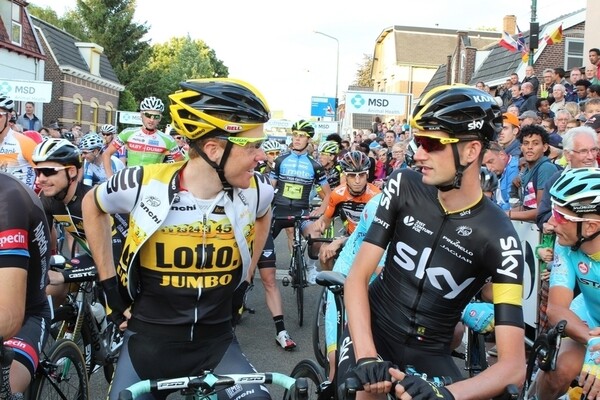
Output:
[517, 25, 529, 63]
[544, 23, 563, 45]
[499, 31, 519, 52]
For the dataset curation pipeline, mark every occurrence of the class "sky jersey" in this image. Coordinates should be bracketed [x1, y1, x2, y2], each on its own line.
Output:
[364, 168, 524, 350]
[0, 128, 36, 189]
[270, 152, 328, 209]
[0, 173, 50, 318]
[113, 127, 182, 166]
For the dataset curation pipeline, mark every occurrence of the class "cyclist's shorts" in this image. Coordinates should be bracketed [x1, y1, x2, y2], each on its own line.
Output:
[4, 313, 51, 377]
[257, 234, 276, 269]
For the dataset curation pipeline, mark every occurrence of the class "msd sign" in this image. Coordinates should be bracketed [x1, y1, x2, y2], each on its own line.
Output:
[0, 79, 53, 103]
[345, 91, 411, 116]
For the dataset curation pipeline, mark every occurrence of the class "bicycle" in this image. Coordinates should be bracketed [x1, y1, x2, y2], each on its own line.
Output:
[1, 337, 89, 399]
[117, 370, 309, 400]
[276, 214, 320, 327]
[49, 254, 124, 383]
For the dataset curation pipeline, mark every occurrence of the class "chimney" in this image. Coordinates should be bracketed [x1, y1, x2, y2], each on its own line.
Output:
[503, 15, 517, 35]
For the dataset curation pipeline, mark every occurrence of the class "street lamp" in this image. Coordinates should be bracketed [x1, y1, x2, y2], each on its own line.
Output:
[314, 30, 339, 121]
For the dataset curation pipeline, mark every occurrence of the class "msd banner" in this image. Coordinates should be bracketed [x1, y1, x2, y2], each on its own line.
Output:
[345, 91, 411, 115]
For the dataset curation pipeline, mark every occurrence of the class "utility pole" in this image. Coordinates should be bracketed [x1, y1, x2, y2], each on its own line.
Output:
[529, 0, 538, 66]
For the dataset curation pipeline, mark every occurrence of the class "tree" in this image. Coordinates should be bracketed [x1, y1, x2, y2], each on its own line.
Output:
[354, 54, 373, 88]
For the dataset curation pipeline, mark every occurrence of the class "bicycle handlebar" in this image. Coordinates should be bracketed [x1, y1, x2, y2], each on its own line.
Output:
[273, 215, 321, 221]
[118, 371, 307, 400]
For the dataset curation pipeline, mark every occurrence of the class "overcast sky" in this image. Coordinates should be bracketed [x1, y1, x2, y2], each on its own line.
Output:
[31, 0, 586, 119]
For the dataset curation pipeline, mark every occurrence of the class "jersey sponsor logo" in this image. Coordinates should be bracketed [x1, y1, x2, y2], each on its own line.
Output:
[380, 173, 401, 210]
[498, 236, 522, 279]
[145, 195, 161, 207]
[0, 229, 27, 249]
[456, 226, 472, 237]
[393, 241, 474, 299]
[171, 204, 197, 211]
[33, 221, 48, 256]
[224, 124, 243, 132]
[155, 242, 238, 271]
[578, 261, 590, 275]
[402, 216, 433, 235]
[106, 167, 141, 194]
[578, 276, 600, 288]
[440, 235, 474, 264]
[128, 142, 165, 153]
[473, 95, 495, 103]
[140, 201, 161, 224]
[374, 216, 389, 229]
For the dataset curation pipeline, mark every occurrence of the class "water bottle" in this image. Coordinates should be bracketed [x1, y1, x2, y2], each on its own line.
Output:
[90, 302, 107, 333]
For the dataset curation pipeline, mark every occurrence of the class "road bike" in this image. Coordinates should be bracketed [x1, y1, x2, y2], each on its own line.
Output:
[117, 370, 309, 400]
[1, 337, 89, 400]
[276, 214, 320, 327]
[49, 254, 124, 383]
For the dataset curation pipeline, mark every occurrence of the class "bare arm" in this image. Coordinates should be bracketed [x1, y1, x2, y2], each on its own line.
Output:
[246, 208, 272, 281]
[345, 241, 385, 359]
[102, 145, 119, 179]
[547, 285, 589, 344]
[0, 268, 26, 338]
[312, 184, 331, 216]
[81, 189, 116, 281]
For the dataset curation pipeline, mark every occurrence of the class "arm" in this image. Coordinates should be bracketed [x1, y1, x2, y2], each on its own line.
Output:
[102, 145, 119, 179]
[81, 189, 116, 281]
[312, 183, 331, 216]
[246, 208, 272, 281]
[0, 268, 26, 338]
[509, 188, 544, 222]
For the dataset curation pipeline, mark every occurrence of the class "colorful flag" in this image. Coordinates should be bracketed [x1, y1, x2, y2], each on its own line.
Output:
[544, 23, 563, 45]
[499, 31, 519, 52]
[517, 25, 529, 63]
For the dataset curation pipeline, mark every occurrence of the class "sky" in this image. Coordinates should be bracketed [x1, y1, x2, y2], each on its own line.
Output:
[31, 0, 587, 120]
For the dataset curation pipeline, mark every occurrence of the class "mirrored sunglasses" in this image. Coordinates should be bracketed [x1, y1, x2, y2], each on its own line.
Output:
[216, 135, 267, 149]
[33, 166, 71, 177]
[551, 205, 597, 224]
[143, 112, 162, 120]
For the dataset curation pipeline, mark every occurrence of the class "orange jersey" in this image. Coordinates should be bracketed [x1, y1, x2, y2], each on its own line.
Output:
[0, 129, 36, 189]
[324, 183, 381, 234]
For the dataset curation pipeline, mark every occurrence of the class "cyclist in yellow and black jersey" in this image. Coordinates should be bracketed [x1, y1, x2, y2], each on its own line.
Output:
[83, 78, 275, 400]
[318, 140, 344, 189]
[255, 139, 281, 176]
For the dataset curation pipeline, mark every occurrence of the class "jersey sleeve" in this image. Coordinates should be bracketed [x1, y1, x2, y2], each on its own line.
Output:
[312, 159, 329, 188]
[165, 136, 183, 161]
[0, 183, 32, 267]
[255, 173, 274, 218]
[549, 243, 577, 290]
[324, 188, 343, 219]
[93, 166, 143, 215]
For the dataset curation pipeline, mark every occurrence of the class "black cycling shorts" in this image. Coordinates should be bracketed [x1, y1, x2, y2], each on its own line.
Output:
[257, 234, 276, 269]
[109, 321, 272, 400]
[271, 206, 307, 240]
[4, 312, 51, 378]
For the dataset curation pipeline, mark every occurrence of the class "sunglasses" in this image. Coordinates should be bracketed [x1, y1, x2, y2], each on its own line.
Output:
[551, 205, 597, 224]
[216, 135, 267, 149]
[33, 166, 71, 177]
[266, 151, 280, 157]
[143, 112, 162, 120]
[292, 131, 310, 138]
[413, 134, 470, 153]
[101, 132, 113, 136]
[345, 171, 369, 179]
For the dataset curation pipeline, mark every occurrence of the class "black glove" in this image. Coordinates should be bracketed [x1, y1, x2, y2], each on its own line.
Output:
[353, 357, 394, 386]
[399, 375, 455, 400]
[100, 276, 129, 326]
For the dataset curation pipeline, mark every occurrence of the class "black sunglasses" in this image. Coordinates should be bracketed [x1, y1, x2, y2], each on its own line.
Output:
[33, 166, 71, 177]
[143, 112, 162, 120]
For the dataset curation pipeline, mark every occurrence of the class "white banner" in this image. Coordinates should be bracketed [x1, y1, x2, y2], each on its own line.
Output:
[345, 91, 411, 115]
[0, 79, 52, 103]
[314, 121, 338, 136]
[512, 221, 541, 332]
[118, 111, 142, 125]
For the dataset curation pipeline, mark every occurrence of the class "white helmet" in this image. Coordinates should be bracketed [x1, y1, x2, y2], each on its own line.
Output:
[140, 96, 164, 112]
[261, 140, 281, 153]
[79, 133, 104, 150]
[99, 124, 117, 135]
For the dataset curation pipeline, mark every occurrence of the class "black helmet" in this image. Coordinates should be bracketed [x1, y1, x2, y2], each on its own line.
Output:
[480, 166, 499, 193]
[291, 120, 315, 138]
[32, 138, 82, 169]
[411, 84, 502, 144]
[339, 151, 371, 172]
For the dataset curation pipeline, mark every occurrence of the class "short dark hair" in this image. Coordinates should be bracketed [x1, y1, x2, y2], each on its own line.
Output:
[575, 79, 591, 88]
[325, 133, 342, 146]
[590, 48, 600, 56]
[590, 84, 600, 95]
[519, 124, 549, 144]
[553, 68, 565, 78]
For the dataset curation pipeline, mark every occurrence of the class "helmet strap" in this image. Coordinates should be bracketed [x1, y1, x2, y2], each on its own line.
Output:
[190, 140, 235, 199]
[571, 221, 600, 251]
[437, 143, 470, 192]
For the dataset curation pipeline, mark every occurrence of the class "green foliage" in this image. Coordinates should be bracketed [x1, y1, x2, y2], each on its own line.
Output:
[354, 54, 373, 88]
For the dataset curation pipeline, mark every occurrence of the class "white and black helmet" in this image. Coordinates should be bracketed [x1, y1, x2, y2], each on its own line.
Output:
[79, 133, 104, 150]
[261, 140, 281, 153]
[33, 138, 82, 168]
[99, 124, 117, 135]
[0, 93, 14, 111]
[140, 96, 164, 112]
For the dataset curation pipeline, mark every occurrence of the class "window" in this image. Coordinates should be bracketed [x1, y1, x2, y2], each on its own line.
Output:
[91, 101, 99, 126]
[73, 98, 82, 123]
[565, 38, 584, 70]
[11, 4, 22, 46]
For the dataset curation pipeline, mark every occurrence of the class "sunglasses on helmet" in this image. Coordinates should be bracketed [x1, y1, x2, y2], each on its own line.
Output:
[33, 166, 71, 177]
[551, 205, 598, 224]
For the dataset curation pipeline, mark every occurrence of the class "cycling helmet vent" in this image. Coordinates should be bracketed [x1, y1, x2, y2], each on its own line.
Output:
[0, 93, 14, 111]
[140, 96, 165, 112]
[32, 138, 82, 169]
[550, 168, 600, 214]
[79, 133, 104, 150]
[169, 78, 270, 140]
[318, 140, 340, 155]
[291, 120, 315, 137]
[99, 124, 117, 135]
[261, 140, 281, 152]
[339, 151, 371, 172]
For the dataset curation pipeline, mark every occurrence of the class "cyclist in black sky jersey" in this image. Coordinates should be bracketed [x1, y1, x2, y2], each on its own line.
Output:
[340, 85, 526, 400]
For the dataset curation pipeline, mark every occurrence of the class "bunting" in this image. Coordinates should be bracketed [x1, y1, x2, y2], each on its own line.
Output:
[517, 25, 529, 63]
[499, 31, 519, 52]
[544, 23, 563, 45]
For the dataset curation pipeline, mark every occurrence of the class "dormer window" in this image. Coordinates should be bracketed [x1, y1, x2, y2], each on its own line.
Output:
[11, 3, 22, 46]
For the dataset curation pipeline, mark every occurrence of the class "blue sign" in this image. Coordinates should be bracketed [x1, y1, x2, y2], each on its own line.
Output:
[310, 96, 336, 118]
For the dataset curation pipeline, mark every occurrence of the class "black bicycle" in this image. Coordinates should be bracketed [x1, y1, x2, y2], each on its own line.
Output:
[276, 214, 320, 326]
[117, 370, 309, 400]
[1, 337, 89, 400]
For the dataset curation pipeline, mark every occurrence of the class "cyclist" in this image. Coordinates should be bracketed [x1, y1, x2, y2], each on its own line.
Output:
[257, 139, 281, 176]
[102, 96, 184, 178]
[32, 139, 128, 298]
[0, 172, 51, 394]
[533, 168, 600, 400]
[100, 124, 126, 163]
[80, 133, 125, 186]
[82, 78, 274, 400]
[318, 140, 344, 189]
[305, 151, 380, 271]
[0, 93, 37, 189]
[341, 85, 526, 400]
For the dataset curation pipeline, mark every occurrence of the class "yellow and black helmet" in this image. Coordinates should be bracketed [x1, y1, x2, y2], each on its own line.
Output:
[169, 78, 270, 140]
[291, 119, 315, 137]
[411, 84, 502, 143]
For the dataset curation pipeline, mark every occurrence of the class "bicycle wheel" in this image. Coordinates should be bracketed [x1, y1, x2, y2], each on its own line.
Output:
[283, 359, 326, 400]
[312, 286, 328, 370]
[294, 246, 306, 326]
[30, 339, 89, 400]
[465, 327, 488, 377]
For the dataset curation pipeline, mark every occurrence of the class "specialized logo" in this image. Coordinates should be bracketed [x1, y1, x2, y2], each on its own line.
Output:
[350, 94, 366, 109]
[456, 226, 472, 236]
[402, 216, 433, 235]
[0, 229, 27, 249]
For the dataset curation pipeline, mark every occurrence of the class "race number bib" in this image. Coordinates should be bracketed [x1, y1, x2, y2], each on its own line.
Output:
[283, 183, 303, 200]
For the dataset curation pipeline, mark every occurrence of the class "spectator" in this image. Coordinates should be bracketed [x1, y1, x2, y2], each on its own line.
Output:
[389, 142, 408, 170]
[536, 98, 555, 120]
[519, 110, 539, 127]
[589, 84, 600, 98]
[16, 102, 42, 132]
[584, 98, 600, 120]
[555, 110, 572, 136]
[508, 84, 524, 110]
[541, 118, 557, 134]
[519, 82, 538, 113]
[483, 141, 520, 210]
[550, 84, 567, 113]
[585, 64, 600, 85]
[589, 47, 600, 80]
[48, 122, 62, 138]
[500, 112, 522, 157]
[522, 65, 540, 94]
[566, 67, 583, 102]
[506, 104, 520, 116]
[575, 79, 591, 103]
[541, 68, 554, 99]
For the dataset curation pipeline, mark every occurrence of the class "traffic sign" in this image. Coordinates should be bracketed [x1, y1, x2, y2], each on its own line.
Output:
[310, 96, 336, 118]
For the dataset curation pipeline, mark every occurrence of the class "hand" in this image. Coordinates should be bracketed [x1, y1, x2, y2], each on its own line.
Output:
[320, 240, 343, 260]
[461, 302, 495, 334]
[48, 269, 65, 285]
[353, 357, 395, 393]
[396, 375, 455, 400]
[537, 248, 553, 263]
[542, 222, 555, 234]
[100, 276, 130, 327]
[580, 338, 600, 398]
